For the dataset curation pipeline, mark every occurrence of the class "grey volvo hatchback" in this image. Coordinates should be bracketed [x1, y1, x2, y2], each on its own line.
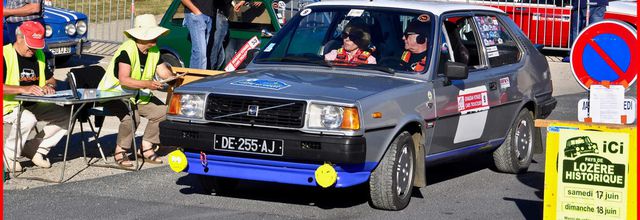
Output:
[160, 0, 557, 210]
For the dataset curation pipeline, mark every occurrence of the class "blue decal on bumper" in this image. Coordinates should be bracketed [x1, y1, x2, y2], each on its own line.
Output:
[184, 153, 377, 188]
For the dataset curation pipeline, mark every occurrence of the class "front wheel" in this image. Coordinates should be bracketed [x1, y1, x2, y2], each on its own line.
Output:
[369, 131, 416, 210]
[493, 108, 535, 173]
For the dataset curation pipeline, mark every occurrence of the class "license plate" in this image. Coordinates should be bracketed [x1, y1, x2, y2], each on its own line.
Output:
[50, 47, 71, 55]
[214, 135, 284, 156]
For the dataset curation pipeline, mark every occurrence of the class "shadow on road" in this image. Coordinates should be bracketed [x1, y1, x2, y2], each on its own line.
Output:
[47, 133, 119, 164]
[517, 171, 545, 200]
[176, 174, 373, 209]
[503, 197, 543, 220]
[425, 153, 495, 185]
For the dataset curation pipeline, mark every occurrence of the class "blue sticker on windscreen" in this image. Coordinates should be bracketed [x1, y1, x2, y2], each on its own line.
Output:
[231, 79, 291, 90]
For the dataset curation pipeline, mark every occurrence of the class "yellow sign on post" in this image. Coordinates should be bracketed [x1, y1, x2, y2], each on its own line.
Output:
[538, 120, 637, 220]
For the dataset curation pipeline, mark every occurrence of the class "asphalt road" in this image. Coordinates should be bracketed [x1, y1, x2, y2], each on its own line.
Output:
[3, 56, 637, 220]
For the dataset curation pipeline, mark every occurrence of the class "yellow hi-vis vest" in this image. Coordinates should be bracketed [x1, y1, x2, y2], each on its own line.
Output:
[3, 44, 46, 115]
[98, 39, 159, 104]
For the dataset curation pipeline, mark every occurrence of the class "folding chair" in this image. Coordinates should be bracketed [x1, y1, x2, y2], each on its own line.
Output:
[72, 66, 140, 170]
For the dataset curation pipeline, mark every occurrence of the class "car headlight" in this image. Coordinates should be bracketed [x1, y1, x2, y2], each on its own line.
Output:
[45, 25, 53, 37]
[76, 20, 87, 35]
[168, 93, 205, 118]
[65, 23, 76, 35]
[308, 104, 360, 130]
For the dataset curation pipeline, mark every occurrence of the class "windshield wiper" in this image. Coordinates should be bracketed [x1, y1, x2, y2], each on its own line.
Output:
[255, 56, 333, 68]
[355, 64, 396, 75]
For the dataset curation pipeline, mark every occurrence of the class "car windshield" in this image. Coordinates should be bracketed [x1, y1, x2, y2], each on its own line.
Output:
[254, 7, 435, 74]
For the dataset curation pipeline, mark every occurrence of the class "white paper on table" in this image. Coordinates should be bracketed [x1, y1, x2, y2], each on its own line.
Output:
[589, 85, 625, 124]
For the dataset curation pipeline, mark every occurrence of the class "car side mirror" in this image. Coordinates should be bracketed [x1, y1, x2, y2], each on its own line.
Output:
[444, 61, 468, 80]
[237, 48, 261, 69]
[261, 29, 274, 38]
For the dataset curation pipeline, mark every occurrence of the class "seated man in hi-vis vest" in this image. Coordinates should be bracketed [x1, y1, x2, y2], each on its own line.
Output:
[3, 21, 70, 171]
[98, 14, 176, 167]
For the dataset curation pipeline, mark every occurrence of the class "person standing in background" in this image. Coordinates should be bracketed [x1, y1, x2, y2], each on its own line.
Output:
[181, 0, 215, 69]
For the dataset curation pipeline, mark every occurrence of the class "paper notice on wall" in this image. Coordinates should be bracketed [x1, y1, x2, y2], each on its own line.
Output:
[589, 85, 625, 124]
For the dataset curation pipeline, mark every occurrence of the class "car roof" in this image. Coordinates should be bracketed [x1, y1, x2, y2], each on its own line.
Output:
[309, 0, 504, 16]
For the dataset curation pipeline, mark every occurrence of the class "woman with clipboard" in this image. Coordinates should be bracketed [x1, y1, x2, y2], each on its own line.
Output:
[97, 14, 177, 168]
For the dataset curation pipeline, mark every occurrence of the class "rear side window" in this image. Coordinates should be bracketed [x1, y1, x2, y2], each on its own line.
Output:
[473, 15, 521, 67]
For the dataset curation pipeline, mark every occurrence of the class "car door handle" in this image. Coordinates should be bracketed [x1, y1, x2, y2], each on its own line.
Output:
[488, 82, 498, 91]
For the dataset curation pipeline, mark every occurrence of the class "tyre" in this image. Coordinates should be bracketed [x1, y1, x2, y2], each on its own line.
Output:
[493, 108, 535, 173]
[161, 53, 183, 68]
[369, 131, 416, 210]
[197, 175, 238, 195]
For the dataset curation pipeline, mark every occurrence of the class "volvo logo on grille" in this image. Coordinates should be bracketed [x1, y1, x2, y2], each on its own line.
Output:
[247, 105, 260, 117]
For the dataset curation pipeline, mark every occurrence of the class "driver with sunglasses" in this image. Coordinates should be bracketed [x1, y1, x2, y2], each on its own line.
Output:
[401, 17, 431, 72]
[324, 24, 376, 65]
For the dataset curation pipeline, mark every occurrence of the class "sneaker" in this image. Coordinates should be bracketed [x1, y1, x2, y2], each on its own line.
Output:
[31, 153, 51, 168]
[5, 160, 23, 172]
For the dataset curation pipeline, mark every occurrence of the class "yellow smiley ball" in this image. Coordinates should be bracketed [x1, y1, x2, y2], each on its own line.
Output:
[315, 163, 337, 188]
[167, 150, 188, 173]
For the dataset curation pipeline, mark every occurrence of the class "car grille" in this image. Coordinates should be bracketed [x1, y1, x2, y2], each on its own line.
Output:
[205, 94, 306, 128]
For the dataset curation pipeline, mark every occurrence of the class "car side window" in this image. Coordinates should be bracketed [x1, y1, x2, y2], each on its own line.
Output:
[440, 16, 483, 71]
[473, 15, 521, 67]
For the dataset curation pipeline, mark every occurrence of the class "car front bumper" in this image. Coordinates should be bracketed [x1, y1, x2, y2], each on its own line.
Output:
[160, 121, 367, 164]
[183, 153, 375, 187]
[159, 121, 372, 187]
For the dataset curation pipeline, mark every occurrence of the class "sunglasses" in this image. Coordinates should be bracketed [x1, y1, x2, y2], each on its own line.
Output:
[341, 31, 363, 40]
[403, 33, 419, 38]
[341, 32, 354, 40]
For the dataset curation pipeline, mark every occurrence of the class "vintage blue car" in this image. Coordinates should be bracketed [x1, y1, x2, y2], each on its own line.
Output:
[3, 1, 90, 65]
[42, 5, 91, 64]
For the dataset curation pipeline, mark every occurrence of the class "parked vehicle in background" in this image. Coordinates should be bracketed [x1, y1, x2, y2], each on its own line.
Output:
[3, 0, 90, 65]
[160, 0, 557, 210]
[447, 0, 637, 50]
[43, 1, 91, 64]
[157, 0, 282, 68]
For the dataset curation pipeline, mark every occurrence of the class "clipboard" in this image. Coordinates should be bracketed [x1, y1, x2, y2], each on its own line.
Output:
[158, 72, 188, 83]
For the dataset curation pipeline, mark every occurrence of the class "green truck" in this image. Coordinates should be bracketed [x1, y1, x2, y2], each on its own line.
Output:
[157, 0, 305, 68]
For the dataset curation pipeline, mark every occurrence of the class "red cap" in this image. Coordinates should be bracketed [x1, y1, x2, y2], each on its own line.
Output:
[18, 21, 45, 49]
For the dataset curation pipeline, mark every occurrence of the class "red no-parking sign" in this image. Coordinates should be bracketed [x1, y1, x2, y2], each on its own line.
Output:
[570, 21, 637, 90]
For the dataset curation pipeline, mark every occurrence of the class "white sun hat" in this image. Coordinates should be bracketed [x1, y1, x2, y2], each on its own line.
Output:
[124, 14, 169, 40]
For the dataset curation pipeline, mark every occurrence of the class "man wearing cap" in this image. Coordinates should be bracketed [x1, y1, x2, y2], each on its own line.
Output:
[98, 14, 176, 167]
[3, 0, 45, 44]
[401, 18, 431, 72]
[3, 21, 69, 171]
